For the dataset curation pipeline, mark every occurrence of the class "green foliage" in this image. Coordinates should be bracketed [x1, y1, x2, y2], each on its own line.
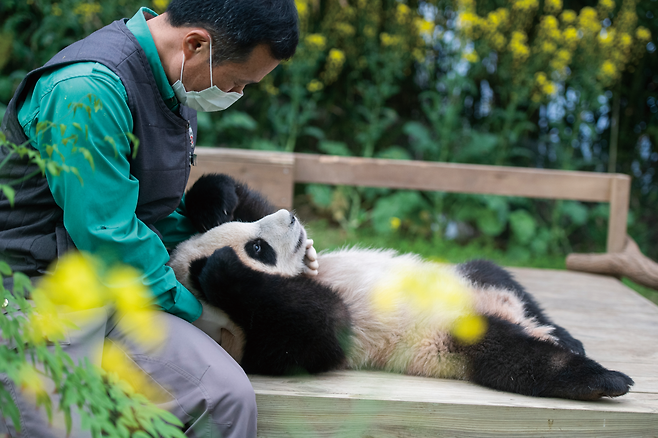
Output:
[1, 0, 656, 260]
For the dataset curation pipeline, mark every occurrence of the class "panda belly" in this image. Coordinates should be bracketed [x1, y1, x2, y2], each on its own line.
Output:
[316, 248, 470, 379]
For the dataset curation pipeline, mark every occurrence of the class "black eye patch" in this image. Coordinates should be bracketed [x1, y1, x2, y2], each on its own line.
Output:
[244, 238, 277, 266]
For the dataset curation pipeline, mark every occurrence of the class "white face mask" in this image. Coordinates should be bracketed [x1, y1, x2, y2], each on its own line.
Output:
[172, 37, 243, 112]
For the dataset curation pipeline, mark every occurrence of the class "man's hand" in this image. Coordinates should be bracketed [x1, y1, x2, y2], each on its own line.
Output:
[302, 239, 319, 276]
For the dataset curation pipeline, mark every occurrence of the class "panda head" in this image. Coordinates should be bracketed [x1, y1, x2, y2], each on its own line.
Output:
[169, 209, 308, 293]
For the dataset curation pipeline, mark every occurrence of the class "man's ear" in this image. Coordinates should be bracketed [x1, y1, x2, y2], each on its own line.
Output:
[181, 29, 211, 62]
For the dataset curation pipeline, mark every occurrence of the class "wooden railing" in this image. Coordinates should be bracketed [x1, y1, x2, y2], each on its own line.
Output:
[189, 147, 631, 253]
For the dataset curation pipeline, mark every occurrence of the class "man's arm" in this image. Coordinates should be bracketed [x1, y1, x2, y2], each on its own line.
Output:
[21, 62, 201, 322]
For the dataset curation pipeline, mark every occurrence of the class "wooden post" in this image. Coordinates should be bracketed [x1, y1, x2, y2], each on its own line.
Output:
[607, 174, 631, 253]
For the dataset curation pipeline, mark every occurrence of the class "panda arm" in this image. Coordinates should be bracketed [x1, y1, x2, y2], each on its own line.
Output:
[184, 174, 241, 232]
[190, 247, 351, 375]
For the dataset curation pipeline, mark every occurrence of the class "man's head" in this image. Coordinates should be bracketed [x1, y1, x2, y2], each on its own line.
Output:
[165, 0, 299, 65]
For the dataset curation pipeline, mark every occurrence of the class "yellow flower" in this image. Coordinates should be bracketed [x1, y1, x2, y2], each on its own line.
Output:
[295, 0, 308, 18]
[541, 41, 557, 54]
[372, 264, 486, 343]
[152, 0, 169, 12]
[509, 31, 530, 64]
[578, 7, 601, 34]
[306, 79, 324, 93]
[305, 34, 326, 51]
[597, 28, 615, 47]
[380, 32, 402, 47]
[462, 50, 479, 63]
[550, 49, 572, 71]
[102, 340, 158, 397]
[17, 364, 47, 397]
[562, 26, 579, 49]
[106, 265, 163, 346]
[636, 26, 652, 42]
[72, 2, 102, 20]
[390, 217, 401, 230]
[414, 18, 434, 38]
[560, 9, 577, 24]
[489, 33, 507, 51]
[452, 313, 488, 344]
[597, 0, 615, 17]
[34, 252, 105, 312]
[544, 0, 562, 15]
[599, 59, 618, 82]
[335, 22, 356, 38]
[396, 3, 411, 24]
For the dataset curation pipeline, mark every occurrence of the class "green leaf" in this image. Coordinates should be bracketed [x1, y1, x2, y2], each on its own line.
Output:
[0, 261, 11, 276]
[318, 140, 351, 157]
[1, 185, 15, 206]
[306, 184, 333, 209]
[125, 133, 140, 159]
[60, 124, 66, 137]
[560, 201, 588, 227]
[476, 208, 505, 236]
[80, 148, 95, 171]
[509, 210, 537, 245]
[73, 122, 83, 132]
[46, 161, 61, 177]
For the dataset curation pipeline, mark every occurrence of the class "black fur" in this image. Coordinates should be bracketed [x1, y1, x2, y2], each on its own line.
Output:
[457, 259, 585, 355]
[451, 316, 633, 400]
[245, 238, 277, 266]
[185, 173, 277, 232]
[184, 173, 634, 400]
[190, 247, 352, 375]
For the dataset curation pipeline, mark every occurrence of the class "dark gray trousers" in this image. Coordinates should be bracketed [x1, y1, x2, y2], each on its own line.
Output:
[0, 307, 257, 438]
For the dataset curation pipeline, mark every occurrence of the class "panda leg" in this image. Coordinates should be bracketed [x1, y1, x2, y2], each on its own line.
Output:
[454, 315, 633, 400]
[458, 259, 585, 355]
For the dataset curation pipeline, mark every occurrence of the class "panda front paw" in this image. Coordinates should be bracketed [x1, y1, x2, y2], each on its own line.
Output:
[303, 239, 319, 277]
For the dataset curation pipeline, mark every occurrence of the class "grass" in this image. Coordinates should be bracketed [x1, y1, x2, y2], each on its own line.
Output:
[305, 219, 658, 305]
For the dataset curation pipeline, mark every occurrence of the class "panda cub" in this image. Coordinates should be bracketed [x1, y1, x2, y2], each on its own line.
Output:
[168, 173, 634, 401]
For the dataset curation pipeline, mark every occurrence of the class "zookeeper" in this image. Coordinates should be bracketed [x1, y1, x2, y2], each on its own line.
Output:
[0, 0, 299, 437]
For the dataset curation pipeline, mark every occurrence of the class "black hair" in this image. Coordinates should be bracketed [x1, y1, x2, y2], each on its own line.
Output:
[165, 0, 299, 64]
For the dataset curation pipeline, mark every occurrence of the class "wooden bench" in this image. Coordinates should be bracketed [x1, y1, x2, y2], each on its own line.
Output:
[189, 147, 658, 437]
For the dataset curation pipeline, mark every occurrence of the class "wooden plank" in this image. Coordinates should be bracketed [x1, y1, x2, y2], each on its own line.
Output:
[189, 147, 295, 209]
[607, 175, 631, 253]
[250, 268, 658, 437]
[293, 153, 622, 203]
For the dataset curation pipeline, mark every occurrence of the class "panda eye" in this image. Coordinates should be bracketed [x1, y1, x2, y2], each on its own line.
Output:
[253, 242, 261, 253]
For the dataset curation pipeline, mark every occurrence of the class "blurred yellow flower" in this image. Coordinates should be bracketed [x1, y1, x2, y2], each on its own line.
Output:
[52, 3, 62, 16]
[415, 18, 435, 38]
[102, 341, 153, 397]
[396, 3, 411, 24]
[560, 9, 577, 24]
[390, 217, 402, 230]
[73, 2, 101, 20]
[306, 79, 324, 93]
[578, 7, 601, 34]
[600, 59, 617, 79]
[372, 264, 487, 343]
[335, 22, 356, 38]
[489, 33, 507, 51]
[562, 26, 579, 49]
[509, 31, 530, 64]
[544, 0, 562, 15]
[17, 363, 46, 397]
[152, 0, 169, 12]
[597, 0, 615, 17]
[34, 252, 104, 312]
[636, 26, 652, 42]
[295, 0, 308, 18]
[305, 34, 326, 51]
[463, 50, 479, 63]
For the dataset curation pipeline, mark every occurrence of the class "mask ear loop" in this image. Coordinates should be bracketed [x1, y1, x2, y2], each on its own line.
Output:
[209, 36, 214, 87]
[179, 55, 185, 84]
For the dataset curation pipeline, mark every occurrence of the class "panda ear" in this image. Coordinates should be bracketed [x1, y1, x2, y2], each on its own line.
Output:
[185, 173, 240, 232]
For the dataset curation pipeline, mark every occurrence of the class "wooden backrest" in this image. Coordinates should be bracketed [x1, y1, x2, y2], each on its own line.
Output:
[189, 147, 631, 253]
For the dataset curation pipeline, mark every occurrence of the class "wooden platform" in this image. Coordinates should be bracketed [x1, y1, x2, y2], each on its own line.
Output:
[249, 267, 658, 437]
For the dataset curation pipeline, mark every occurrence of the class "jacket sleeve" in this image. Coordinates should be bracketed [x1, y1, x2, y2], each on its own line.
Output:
[22, 63, 202, 322]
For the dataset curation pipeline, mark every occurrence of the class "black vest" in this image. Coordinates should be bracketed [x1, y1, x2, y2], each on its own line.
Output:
[0, 19, 197, 282]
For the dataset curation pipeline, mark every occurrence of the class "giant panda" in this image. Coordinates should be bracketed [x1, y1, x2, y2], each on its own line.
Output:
[168, 173, 634, 401]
